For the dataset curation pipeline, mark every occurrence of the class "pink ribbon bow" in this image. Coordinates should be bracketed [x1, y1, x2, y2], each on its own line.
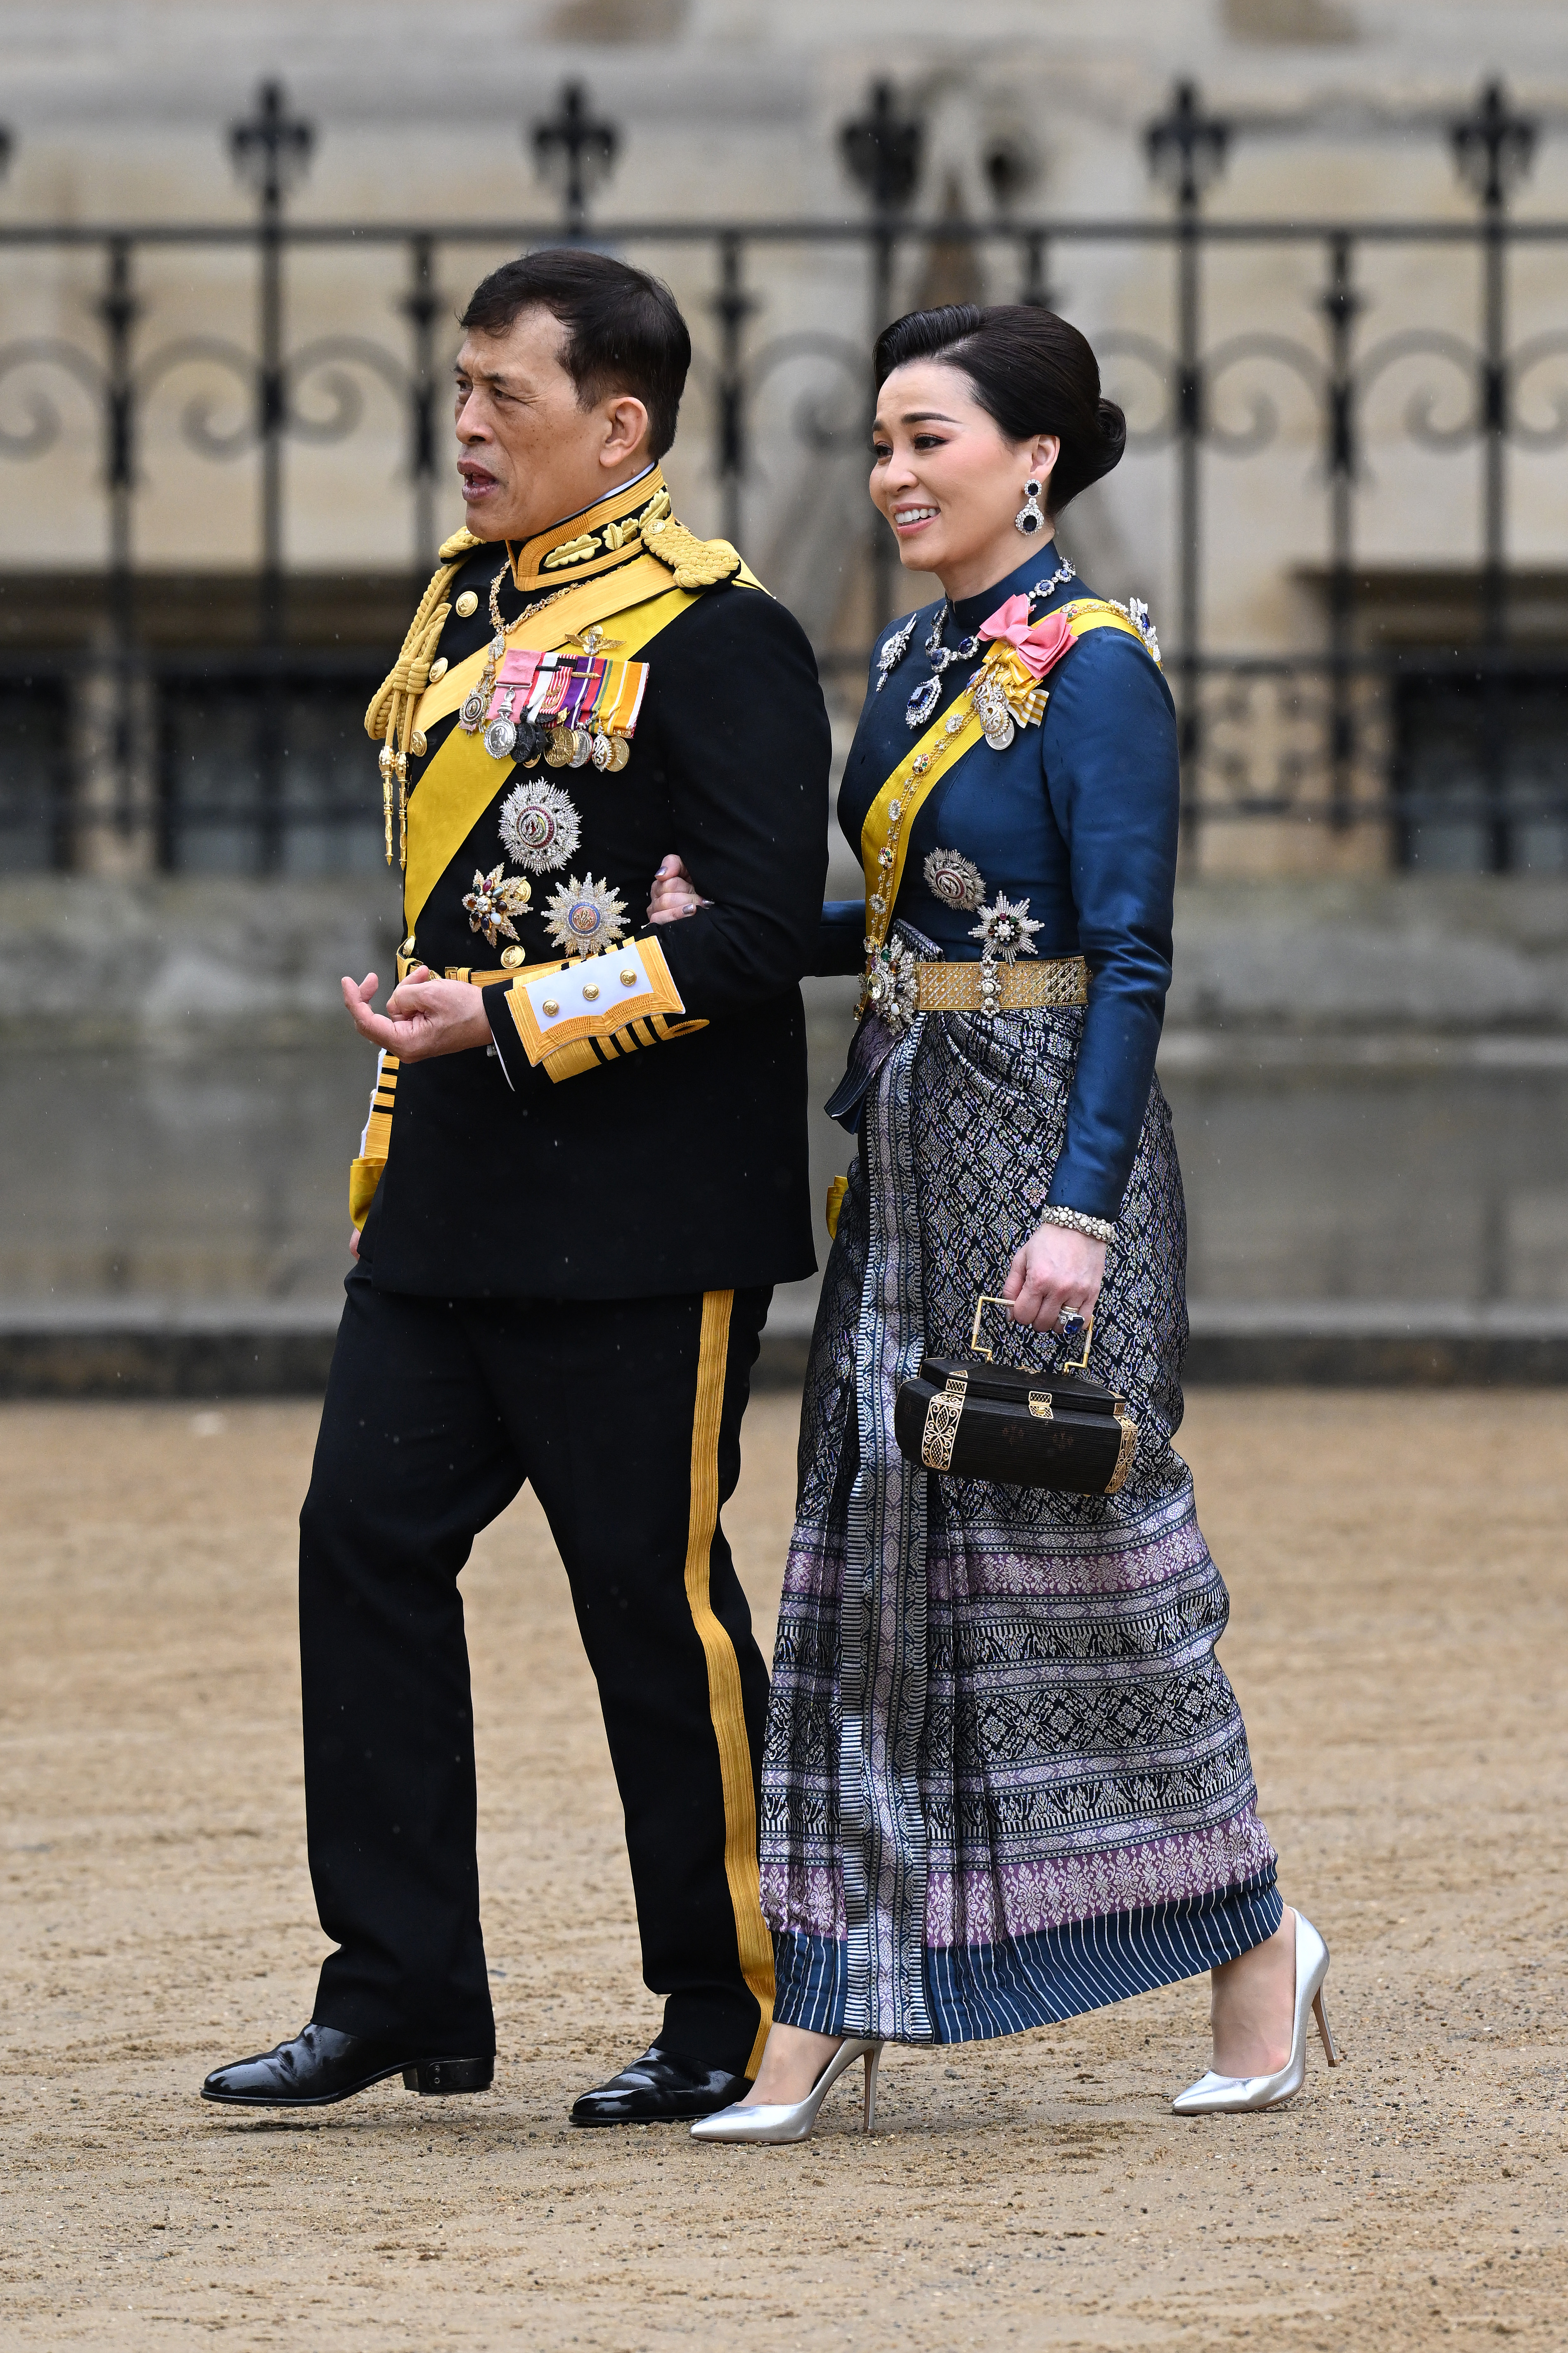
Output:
[977, 594, 1075, 681]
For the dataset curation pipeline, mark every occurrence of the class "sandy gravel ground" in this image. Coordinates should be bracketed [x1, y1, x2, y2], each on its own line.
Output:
[1, 1390, 1563, 2352]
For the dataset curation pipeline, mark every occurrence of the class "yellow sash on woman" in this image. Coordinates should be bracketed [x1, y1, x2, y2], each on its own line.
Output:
[857, 599, 1156, 958]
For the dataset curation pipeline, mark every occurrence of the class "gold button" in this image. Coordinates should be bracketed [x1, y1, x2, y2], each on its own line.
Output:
[619, 968, 637, 987]
[428, 656, 448, 681]
[581, 982, 600, 1002]
[410, 730, 427, 757]
[500, 946, 525, 968]
[454, 591, 478, 619]
[541, 997, 559, 1017]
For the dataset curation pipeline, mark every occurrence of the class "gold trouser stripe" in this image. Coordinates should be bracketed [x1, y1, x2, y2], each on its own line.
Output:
[684, 1288, 774, 2075]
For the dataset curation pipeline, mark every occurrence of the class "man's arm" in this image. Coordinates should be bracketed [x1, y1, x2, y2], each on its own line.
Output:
[481, 582, 831, 1090]
[636, 584, 831, 1015]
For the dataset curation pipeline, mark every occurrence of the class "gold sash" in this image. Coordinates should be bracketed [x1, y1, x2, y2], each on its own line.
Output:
[403, 560, 699, 936]
[857, 599, 1155, 954]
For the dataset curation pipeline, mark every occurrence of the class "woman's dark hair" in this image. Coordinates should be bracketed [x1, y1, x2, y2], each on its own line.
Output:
[460, 249, 691, 458]
[873, 303, 1125, 512]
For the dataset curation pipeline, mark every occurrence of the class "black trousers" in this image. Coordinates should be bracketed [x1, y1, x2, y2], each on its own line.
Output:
[298, 1267, 775, 2078]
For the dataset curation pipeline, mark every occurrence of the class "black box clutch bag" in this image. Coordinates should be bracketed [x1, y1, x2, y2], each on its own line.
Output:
[893, 1296, 1137, 1496]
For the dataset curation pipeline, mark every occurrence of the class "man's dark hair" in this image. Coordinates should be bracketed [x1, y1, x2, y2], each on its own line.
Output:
[459, 249, 691, 460]
[874, 303, 1126, 514]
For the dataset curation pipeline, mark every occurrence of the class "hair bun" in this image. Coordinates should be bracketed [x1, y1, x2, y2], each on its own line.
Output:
[1094, 397, 1127, 476]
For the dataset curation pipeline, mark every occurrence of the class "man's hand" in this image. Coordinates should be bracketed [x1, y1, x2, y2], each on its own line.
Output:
[341, 969, 494, 1062]
[1002, 1223, 1107, 1334]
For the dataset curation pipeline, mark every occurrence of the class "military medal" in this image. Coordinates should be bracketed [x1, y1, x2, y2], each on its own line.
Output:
[543, 873, 628, 960]
[462, 864, 533, 948]
[591, 730, 628, 771]
[483, 685, 522, 760]
[459, 569, 580, 738]
[499, 777, 581, 874]
[482, 644, 648, 772]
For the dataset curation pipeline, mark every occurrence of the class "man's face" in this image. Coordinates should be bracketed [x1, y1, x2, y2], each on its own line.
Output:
[453, 306, 651, 544]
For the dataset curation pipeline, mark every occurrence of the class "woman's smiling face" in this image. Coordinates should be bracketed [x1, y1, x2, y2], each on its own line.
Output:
[869, 358, 1061, 602]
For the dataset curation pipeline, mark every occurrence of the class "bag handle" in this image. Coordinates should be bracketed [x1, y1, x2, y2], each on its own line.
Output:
[969, 1293, 1094, 1375]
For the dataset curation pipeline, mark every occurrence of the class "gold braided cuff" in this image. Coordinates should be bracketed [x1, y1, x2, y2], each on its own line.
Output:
[1037, 1203, 1116, 1244]
[915, 956, 1087, 1012]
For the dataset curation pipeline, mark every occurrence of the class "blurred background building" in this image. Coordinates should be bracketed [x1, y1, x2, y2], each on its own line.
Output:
[3, 0, 1568, 1382]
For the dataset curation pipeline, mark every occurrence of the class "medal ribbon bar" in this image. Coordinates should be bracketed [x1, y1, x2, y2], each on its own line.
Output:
[486, 648, 650, 743]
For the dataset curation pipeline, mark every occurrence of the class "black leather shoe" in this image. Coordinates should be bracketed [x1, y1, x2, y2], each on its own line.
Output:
[200, 2023, 494, 2108]
[571, 2043, 750, 2126]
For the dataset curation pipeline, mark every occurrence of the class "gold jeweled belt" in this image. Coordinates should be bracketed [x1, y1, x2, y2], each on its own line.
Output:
[913, 956, 1087, 1011]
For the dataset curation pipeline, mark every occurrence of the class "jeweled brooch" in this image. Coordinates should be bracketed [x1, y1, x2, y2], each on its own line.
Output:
[873, 612, 918, 692]
[499, 777, 582, 875]
[462, 864, 533, 948]
[923, 847, 986, 912]
[1127, 596, 1161, 664]
[861, 934, 920, 1033]
[970, 891, 1043, 963]
[543, 872, 629, 960]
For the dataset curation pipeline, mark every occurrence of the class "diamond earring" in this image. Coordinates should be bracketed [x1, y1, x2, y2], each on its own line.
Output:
[1014, 478, 1046, 536]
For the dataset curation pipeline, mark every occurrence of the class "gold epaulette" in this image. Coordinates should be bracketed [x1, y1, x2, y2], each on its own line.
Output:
[642, 517, 748, 591]
[438, 526, 483, 563]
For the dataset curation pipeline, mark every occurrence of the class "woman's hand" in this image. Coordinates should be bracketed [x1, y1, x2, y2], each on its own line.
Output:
[1003, 1222, 1107, 1334]
[648, 852, 709, 924]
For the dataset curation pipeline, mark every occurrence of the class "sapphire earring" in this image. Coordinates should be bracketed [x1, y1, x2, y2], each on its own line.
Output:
[1014, 479, 1046, 536]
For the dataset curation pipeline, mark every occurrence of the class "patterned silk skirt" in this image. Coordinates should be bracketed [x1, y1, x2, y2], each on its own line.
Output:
[760, 994, 1281, 2044]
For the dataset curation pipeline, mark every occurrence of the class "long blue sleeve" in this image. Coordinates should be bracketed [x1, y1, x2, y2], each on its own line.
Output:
[1040, 633, 1177, 1219]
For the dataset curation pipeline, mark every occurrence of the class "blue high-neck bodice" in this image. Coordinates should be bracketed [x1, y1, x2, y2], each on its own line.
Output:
[818, 547, 1179, 1224]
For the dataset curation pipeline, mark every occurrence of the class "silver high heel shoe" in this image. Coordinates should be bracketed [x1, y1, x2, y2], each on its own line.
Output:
[689, 2038, 883, 2144]
[1172, 1909, 1341, 2116]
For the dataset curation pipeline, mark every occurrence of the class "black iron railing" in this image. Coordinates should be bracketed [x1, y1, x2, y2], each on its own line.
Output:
[1, 76, 1566, 874]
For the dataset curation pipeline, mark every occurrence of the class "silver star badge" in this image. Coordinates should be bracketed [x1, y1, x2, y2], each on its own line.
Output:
[969, 892, 1043, 965]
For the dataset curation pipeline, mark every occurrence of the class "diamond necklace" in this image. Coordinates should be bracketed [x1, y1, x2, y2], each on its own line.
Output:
[902, 555, 1078, 729]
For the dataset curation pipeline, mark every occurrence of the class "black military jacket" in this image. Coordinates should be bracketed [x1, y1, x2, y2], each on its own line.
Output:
[355, 468, 830, 1300]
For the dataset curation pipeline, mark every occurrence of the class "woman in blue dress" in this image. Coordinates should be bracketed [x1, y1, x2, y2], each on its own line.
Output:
[653, 303, 1336, 2143]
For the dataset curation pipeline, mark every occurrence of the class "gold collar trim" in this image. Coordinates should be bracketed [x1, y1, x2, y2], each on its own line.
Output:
[509, 470, 673, 593]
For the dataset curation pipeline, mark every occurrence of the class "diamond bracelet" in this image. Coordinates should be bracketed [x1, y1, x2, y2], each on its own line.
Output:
[1036, 1204, 1116, 1244]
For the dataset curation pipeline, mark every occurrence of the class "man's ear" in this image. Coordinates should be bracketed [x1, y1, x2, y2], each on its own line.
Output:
[602, 393, 652, 467]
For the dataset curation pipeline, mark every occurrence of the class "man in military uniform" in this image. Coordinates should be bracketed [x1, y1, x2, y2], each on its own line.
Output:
[200, 250, 829, 2123]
